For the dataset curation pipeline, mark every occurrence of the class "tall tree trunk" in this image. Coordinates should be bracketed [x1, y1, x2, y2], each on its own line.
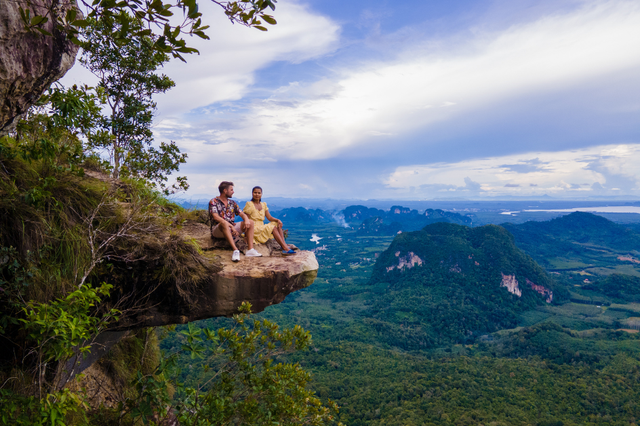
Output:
[113, 135, 120, 179]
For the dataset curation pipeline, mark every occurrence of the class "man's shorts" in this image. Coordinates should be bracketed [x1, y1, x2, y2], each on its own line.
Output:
[212, 222, 243, 239]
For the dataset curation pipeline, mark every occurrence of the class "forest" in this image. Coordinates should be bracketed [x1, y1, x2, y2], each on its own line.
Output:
[161, 210, 640, 425]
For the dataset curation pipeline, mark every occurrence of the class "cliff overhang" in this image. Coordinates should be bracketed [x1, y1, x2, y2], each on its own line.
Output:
[115, 224, 318, 330]
[74, 227, 318, 375]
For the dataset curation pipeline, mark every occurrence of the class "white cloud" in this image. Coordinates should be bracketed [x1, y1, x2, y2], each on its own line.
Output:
[168, 0, 640, 162]
[154, 1, 340, 117]
[61, 1, 340, 119]
[384, 143, 640, 197]
[60, 0, 640, 201]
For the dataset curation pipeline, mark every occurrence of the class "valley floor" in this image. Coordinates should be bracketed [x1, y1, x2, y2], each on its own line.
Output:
[162, 218, 640, 425]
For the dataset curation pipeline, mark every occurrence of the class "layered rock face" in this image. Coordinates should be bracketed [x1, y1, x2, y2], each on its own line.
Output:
[74, 223, 318, 374]
[0, 0, 79, 134]
[115, 222, 318, 329]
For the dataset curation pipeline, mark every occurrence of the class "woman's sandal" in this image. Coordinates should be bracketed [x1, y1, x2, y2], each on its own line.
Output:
[282, 249, 295, 255]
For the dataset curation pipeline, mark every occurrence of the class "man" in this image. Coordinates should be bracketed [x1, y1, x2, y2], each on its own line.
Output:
[209, 181, 262, 261]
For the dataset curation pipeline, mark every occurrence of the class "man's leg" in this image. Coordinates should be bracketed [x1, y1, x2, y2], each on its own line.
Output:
[242, 220, 255, 250]
[212, 223, 238, 251]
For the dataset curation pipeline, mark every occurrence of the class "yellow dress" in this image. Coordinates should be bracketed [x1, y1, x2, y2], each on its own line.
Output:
[243, 201, 277, 244]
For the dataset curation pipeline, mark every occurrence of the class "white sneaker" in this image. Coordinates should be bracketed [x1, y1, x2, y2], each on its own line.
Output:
[232, 250, 240, 262]
[245, 248, 262, 257]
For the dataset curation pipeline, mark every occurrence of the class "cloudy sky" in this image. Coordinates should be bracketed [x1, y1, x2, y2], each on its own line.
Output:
[63, 0, 640, 200]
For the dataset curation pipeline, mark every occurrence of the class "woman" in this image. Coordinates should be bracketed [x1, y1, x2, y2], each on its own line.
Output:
[243, 186, 295, 254]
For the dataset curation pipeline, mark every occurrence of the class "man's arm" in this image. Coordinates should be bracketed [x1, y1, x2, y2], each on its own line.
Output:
[238, 211, 253, 224]
[212, 212, 238, 236]
[211, 211, 226, 224]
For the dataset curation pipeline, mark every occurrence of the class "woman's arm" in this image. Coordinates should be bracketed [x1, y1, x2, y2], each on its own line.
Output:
[265, 209, 283, 227]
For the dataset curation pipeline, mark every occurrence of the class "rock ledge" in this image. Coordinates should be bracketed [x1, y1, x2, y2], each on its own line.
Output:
[115, 222, 318, 329]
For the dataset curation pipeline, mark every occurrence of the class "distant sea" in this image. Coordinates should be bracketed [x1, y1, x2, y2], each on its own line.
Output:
[524, 206, 640, 214]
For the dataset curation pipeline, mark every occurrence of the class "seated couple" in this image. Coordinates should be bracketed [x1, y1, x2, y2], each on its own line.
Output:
[209, 181, 294, 262]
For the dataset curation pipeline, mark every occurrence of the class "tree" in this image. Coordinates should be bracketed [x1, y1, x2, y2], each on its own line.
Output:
[80, 14, 188, 193]
[145, 303, 341, 426]
[18, 0, 278, 61]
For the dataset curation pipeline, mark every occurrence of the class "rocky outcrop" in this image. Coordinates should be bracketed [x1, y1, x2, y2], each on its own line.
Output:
[500, 274, 554, 302]
[500, 273, 522, 297]
[386, 251, 423, 272]
[115, 222, 318, 330]
[526, 278, 553, 303]
[0, 0, 79, 134]
[71, 222, 318, 376]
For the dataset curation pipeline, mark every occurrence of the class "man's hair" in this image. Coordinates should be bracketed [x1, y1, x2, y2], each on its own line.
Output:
[218, 181, 234, 194]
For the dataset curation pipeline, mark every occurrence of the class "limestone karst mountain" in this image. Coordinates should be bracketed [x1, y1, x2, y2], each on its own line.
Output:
[367, 222, 562, 347]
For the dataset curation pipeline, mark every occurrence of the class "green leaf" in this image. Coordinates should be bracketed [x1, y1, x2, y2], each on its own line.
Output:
[261, 14, 276, 25]
[187, 4, 199, 18]
[66, 9, 77, 22]
[175, 47, 197, 53]
[193, 31, 209, 40]
[18, 6, 30, 24]
[30, 15, 48, 26]
[72, 19, 90, 28]
[34, 27, 53, 36]
[254, 25, 268, 31]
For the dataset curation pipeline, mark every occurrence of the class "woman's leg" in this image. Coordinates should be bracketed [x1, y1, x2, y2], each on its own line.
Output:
[272, 225, 289, 251]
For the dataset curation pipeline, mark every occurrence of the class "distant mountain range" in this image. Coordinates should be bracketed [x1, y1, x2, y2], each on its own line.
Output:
[345, 205, 474, 235]
[360, 212, 640, 350]
[175, 196, 640, 213]
[275, 207, 333, 224]
[504, 212, 640, 252]
[502, 212, 640, 272]
[270, 204, 475, 235]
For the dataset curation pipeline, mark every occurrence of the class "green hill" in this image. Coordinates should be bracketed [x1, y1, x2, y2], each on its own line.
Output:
[503, 212, 640, 274]
[582, 274, 640, 302]
[367, 223, 564, 347]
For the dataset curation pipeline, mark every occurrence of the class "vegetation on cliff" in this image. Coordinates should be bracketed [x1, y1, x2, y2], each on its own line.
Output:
[0, 111, 198, 422]
[0, 105, 334, 424]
